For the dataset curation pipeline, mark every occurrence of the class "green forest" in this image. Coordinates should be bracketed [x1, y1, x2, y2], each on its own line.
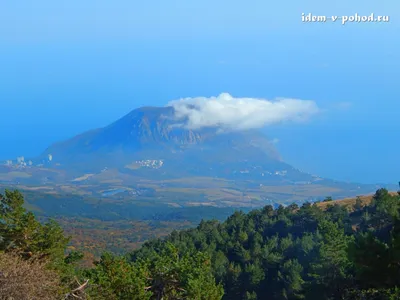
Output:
[2, 188, 400, 299]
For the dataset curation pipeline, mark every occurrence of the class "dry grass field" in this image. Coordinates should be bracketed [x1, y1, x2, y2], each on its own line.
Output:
[316, 191, 398, 210]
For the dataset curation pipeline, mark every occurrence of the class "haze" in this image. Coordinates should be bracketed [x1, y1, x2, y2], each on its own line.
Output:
[0, 0, 399, 183]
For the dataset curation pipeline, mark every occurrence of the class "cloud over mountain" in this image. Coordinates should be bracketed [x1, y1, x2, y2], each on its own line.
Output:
[168, 93, 319, 130]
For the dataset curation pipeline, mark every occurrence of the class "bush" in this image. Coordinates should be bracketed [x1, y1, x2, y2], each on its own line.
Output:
[0, 252, 62, 300]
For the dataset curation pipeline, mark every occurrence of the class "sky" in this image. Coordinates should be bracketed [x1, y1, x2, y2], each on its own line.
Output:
[0, 0, 399, 184]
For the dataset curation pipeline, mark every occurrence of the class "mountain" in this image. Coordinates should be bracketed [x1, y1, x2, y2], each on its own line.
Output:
[1, 105, 389, 207]
[40, 106, 299, 178]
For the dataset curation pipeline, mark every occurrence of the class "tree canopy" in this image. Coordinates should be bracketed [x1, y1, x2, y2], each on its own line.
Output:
[2, 188, 400, 299]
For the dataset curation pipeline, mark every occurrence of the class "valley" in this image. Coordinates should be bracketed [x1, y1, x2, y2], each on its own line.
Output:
[0, 160, 389, 209]
[0, 105, 395, 260]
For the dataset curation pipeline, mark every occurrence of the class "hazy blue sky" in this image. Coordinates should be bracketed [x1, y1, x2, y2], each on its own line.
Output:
[0, 0, 399, 183]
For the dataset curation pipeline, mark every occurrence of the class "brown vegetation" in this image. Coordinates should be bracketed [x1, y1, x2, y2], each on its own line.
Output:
[316, 191, 398, 211]
[0, 252, 61, 300]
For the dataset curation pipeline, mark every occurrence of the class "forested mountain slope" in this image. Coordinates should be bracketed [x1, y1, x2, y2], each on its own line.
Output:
[131, 188, 400, 299]
[2, 188, 400, 299]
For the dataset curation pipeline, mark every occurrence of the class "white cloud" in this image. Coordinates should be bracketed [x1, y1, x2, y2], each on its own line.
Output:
[167, 93, 319, 131]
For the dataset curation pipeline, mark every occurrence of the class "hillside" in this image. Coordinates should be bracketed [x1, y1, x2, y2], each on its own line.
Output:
[40, 106, 281, 168]
[9, 187, 398, 263]
[1, 105, 394, 207]
[316, 191, 399, 210]
[2, 188, 400, 299]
